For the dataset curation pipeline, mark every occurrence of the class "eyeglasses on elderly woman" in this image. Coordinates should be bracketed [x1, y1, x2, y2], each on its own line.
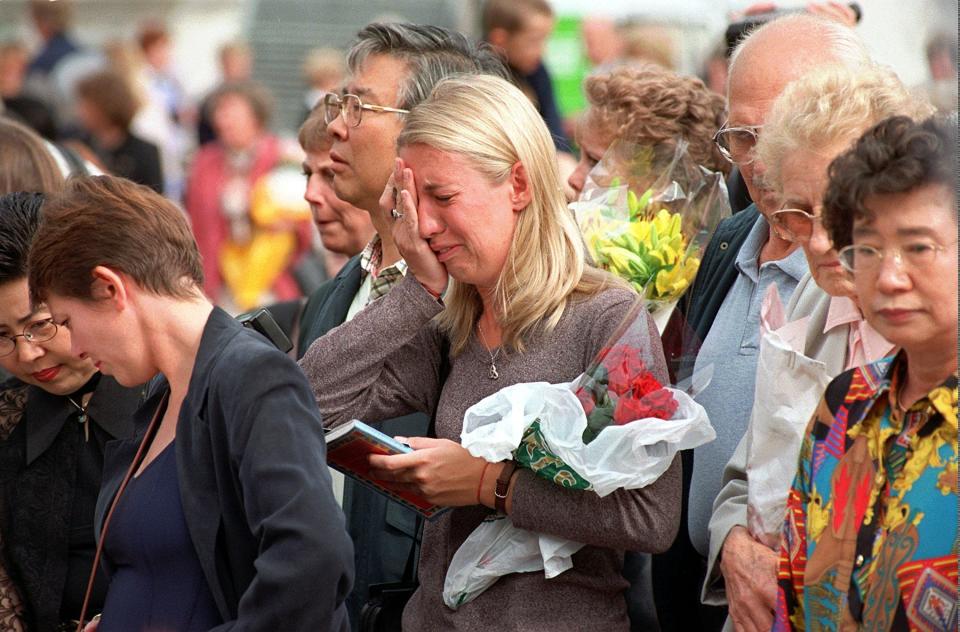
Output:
[837, 239, 958, 273]
[713, 122, 763, 165]
[323, 92, 409, 128]
[771, 206, 823, 242]
[0, 317, 58, 357]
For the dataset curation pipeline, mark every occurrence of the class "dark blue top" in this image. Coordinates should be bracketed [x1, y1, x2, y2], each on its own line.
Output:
[95, 308, 353, 630]
[522, 62, 571, 152]
[99, 441, 222, 632]
[27, 32, 80, 76]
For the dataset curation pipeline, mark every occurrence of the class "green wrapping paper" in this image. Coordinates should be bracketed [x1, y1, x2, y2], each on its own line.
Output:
[512, 420, 592, 490]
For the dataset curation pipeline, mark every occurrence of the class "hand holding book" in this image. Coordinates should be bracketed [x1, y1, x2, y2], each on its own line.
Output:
[325, 420, 453, 519]
[368, 436, 506, 510]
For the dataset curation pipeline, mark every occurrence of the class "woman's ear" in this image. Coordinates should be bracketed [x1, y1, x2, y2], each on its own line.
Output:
[89, 266, 128, 311]
[509, 162, 533, 212]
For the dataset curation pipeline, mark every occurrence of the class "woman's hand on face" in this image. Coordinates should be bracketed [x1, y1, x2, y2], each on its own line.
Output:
[387, 158, 449, 296]
[368, 437, 489, 507]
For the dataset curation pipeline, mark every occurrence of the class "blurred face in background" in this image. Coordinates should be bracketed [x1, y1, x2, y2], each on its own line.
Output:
[75, 96, 110, 135]
[326, 53, 407, 213]
[567, 112, 612, 198]
[212, 93, 261, 152]
[143, 37, 172, 71]
[0, 45, 28, 97]
[302, 147, 375, 256]
[489, 12, 554, 76]
[221, 49, 253, 82]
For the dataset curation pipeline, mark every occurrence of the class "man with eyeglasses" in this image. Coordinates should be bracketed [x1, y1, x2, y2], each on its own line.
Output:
[653, 12, 871, 632]
[296, 22, 507, 629]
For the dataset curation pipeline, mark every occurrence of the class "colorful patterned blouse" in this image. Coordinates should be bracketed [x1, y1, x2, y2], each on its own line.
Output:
[774, 352, 958, 631]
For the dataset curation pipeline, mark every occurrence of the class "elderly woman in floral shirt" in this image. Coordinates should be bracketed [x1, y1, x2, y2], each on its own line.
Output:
[774, 115, 957, 632]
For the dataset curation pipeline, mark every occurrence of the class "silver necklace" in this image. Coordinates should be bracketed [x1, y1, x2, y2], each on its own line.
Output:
[476, 323, 501, 381]
[67, 394, 91, 441]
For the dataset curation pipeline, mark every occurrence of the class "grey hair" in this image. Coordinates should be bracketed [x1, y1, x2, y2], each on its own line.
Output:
[346, 22, 510, 111]
[728, 13, 871, 82]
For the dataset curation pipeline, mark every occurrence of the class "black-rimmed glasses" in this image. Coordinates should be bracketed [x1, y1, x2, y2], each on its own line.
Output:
[0, 318, 59, 357]
[323, 93, 409, 128]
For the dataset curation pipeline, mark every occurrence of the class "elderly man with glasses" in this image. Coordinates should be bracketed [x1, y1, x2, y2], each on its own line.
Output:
[295, 23, 506, 629]
[653, 12, 872, 632]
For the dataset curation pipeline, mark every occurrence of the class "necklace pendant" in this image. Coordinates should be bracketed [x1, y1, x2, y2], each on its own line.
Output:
[77, 412, 87, 425]
[489, 364, 499, 380]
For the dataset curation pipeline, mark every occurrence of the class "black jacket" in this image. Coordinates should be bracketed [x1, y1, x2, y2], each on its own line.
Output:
[0, 376, 139, 632]
[95, 308, 353, 631]
[666, 203, 761, 379]
[296, 256, 428, 630]
[653, 204, 761, 632]
[298, 255, 363, 355]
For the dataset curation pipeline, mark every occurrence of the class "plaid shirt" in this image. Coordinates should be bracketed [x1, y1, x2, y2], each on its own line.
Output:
[358, 235, 407, 303]
[774, 352, 958, 631]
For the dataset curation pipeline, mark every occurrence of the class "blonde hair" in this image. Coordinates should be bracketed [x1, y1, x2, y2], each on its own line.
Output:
[759, 64, 935, 194]
[398, 74, 620, 354]
[302, 47, 345, 87]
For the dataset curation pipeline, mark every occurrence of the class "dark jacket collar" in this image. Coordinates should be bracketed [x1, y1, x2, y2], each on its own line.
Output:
[24, 375, 139, 465]
[189, 307, 244, 390]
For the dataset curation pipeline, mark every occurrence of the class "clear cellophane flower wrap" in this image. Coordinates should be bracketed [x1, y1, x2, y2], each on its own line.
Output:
[442, 300, 715, 610]
[571, 139, 731, 332]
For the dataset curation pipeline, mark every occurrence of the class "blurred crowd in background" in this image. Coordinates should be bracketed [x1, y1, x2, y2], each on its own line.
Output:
[0, 0, 955, 314]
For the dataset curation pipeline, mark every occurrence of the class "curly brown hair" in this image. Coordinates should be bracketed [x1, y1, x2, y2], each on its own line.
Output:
[583, 63, 729, 175]
[822, 114, 957, 250]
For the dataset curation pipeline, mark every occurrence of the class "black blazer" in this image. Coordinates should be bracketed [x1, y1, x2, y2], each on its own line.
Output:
[296, 256, 428, 629]
[298, 255, 363, 355]
[0, 376, 139, 632]
[95, 308, 353, 631]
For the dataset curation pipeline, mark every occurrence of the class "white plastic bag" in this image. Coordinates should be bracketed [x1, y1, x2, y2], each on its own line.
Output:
[461, 380, 714, 497]
[442, 379, 714, 609]
[442, 516, 585, 609]
[745, 329, 830, 548]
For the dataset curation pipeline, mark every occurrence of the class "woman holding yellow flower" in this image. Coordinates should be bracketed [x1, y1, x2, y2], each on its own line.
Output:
[567, 62, 729, 628]
[569, 64, 729, 330]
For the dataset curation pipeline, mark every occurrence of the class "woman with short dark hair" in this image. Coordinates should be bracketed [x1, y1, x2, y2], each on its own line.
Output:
[29, 175, 354, 631]
[775, 115, 958, 630]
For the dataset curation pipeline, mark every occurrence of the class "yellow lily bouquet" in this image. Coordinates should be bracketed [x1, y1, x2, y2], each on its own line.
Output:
[572, 139, 730, 329]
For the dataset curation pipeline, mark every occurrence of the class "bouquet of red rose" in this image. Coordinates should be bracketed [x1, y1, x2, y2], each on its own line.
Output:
[443, 299, 715, 609]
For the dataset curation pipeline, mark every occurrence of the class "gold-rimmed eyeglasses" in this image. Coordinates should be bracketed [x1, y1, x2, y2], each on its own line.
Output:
[771, 207, 823, 243]
[713, 122, 763, 165]
[322, 93, 409, 128]
[0, 317, 59, 357]
[837, 240, 957, 273]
